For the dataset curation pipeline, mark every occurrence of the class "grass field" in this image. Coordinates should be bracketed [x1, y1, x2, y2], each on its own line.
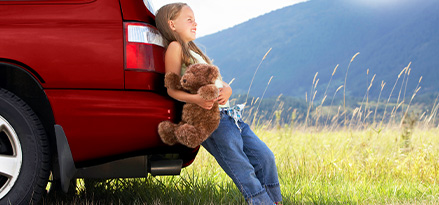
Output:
[42, 53, 439, 204]
[42, 125, 439, 204]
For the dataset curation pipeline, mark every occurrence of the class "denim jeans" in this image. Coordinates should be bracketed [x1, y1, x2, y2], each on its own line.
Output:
[202, 112, 282, 204]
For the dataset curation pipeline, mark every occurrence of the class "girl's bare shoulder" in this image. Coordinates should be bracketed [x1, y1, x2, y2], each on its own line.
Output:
[167, 41, 182, 53]
[165, 41, 182, 59]
[165, 41, 183, 73]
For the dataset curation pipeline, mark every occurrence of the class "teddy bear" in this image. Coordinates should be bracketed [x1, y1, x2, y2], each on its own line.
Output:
[158, 63, 221, 148]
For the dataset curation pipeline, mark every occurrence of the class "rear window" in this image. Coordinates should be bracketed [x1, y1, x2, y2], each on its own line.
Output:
[143, 0, 155, 15]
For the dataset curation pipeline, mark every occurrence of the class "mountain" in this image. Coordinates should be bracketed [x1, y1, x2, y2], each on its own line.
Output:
[196, 0, 439, 100]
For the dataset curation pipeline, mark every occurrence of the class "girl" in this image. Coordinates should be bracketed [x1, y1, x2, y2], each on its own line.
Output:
[155, 3, 282, 204]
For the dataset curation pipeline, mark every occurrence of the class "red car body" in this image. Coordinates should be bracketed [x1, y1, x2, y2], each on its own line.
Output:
[0, 0, 197, 204]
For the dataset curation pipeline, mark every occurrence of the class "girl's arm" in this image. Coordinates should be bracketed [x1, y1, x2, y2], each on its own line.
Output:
[165, 41, 216, 110]
[218, 81, 232, 105]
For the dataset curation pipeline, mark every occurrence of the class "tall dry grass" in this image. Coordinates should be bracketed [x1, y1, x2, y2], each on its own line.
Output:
[242, 52, 438, 132]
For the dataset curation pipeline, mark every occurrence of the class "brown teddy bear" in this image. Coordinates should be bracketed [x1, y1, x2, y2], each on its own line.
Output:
[158, 63, 221, 148]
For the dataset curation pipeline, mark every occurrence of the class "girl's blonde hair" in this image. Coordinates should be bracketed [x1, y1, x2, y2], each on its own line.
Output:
[155, 3, 212, 66]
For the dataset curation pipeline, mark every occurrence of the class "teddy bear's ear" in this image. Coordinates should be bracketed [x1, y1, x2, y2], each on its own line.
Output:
[206, 65, 219, 82]
[164, 72, 183, 90]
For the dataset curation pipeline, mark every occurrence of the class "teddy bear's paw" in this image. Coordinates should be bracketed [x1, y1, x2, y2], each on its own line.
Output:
[198, 84, 219, 100]
[164, 72, 182, 90]
[158, 121, 178, 145]
[175, 124, 206, 148]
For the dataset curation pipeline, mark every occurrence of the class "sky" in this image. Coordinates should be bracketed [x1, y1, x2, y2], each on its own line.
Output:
[149, 0, 308, 37]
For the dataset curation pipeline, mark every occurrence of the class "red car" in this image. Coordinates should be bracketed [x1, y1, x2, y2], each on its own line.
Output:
[0, 0, 198, 204]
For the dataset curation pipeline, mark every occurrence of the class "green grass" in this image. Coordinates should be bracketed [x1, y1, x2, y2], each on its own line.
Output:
[269, 127, 439, 204]
[42, 127, 439, 204]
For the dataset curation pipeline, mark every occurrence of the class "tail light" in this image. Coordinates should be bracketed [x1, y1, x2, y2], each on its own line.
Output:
[124, 22, 165, 73]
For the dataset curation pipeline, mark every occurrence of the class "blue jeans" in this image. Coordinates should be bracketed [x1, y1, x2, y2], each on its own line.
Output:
[202, 112, 282, 204]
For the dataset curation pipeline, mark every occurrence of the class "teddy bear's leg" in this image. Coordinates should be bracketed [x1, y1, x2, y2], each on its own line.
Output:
[158, 121, 178, 146]
[174, 124, 207, 148]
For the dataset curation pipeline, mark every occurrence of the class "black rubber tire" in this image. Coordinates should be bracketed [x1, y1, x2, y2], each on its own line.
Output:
[0, 88, 51, 205]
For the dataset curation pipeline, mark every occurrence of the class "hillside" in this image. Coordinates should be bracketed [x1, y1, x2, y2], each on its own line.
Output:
[196, 0, 439, 99]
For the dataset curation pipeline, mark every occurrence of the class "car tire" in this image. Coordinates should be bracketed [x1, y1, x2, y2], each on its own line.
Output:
[0, 88, 51, 205]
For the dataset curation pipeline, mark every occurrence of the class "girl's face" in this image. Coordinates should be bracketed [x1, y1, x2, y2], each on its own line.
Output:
[169, 6, 197, 43]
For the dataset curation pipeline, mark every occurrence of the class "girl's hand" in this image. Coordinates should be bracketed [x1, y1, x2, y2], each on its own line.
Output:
[218, 82, 232, 105]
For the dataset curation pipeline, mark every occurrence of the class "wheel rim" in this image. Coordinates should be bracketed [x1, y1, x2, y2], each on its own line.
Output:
[0, 115, 23, 199]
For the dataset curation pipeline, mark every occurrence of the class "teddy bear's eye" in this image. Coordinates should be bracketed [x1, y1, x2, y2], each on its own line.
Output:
[183, 79, 187, 83]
